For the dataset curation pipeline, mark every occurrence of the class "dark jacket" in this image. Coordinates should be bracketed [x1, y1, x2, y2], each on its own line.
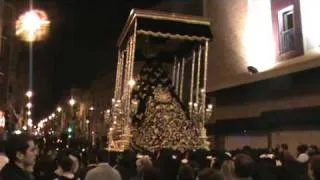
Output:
[0, 162, 33, 180]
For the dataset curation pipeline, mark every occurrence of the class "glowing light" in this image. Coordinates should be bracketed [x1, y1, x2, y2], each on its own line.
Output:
[69, 98, 76, 106]
[26, 102, 32, 109]
[51, 113, 56, 118]
[67, 127, 72, 133]
[22, 126, 27, 130]
[243, 0, 276, 71]
[68, 135, 71, 139]
[89, 106, 94, 111]
[57, 106, 62, 112]
[14, 130, 22, 135]
[128, 79, 136, 87]
[27, 118, 33, 127]
[25, 90, 33, 98]
[27, 110, 31, 116]
[86, 120, 90, 124]
[16, 10, 50, 42]
[208, 104, 213, 109]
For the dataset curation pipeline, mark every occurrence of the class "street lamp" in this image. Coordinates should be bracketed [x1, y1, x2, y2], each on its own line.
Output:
[16, 9, 50, 42]
[25, 90, 33, 98]
[69, 98, 76, 107]
[26, 102, 32, 109]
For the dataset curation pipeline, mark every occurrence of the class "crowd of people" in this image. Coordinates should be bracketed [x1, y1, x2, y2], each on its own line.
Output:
[0, 134, 319, 180]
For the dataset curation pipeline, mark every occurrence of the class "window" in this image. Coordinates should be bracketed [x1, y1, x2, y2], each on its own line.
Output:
[271, 0, 303, 59]
[278, 5, 295, 54]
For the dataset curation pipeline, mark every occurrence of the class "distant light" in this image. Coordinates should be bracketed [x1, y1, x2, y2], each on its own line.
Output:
[82, 148, 85, 152]
[57, 106, 62, 112]
[27, 110, 31, 116]
[208, 104, 213, 109]
[68, 135, 71, 139]
[56, 148, 59, 151]
[67, 127, 72, 133]
[14, 130, 22, 135]
[86, 120, 89, 124]
[22, 126, 27, 130]
[27, 118, 33, 127]
[69, 98, 76, 106]
[89, 106, 94, 111]
[26, 102, 32, 109]
[51, 113, 56, 118]
[25, 90, 33, 98]
[16, 10, 50, 42]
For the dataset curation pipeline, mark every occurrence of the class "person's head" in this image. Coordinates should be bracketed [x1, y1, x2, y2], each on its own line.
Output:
[280, 144, 288, 152]
[309, 155, 320, 180]
[197, 168, 224, 180]
[97, 150, 109, 163]
[309, 145, 319, 157]
[136, 156, 152, 172]
[5, 134, 37, 169]
[221, 159, 235, 180]
[298, 144, 309, 155]
[177, 164, 194, 180]
[234, 153, 254, 178]
[211, 157, 223, 171]
[57, 155, 74, 173]
[87, 151, 97, 165]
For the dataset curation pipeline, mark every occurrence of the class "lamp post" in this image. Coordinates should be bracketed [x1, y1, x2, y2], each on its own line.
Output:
[68, 97, 76, 143]
[16, 5, 50, 129]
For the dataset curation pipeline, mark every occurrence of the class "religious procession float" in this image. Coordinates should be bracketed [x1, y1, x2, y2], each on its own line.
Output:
[105, 9, 213, 153]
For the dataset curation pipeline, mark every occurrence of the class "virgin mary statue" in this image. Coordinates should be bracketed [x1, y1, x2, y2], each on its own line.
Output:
[130, 41, 202, 152]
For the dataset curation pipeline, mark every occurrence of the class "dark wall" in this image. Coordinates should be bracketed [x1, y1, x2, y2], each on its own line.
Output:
[151, 0, 203, 16]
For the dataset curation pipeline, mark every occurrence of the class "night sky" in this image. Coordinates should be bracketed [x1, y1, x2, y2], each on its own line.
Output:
[21, 0, 164, 120]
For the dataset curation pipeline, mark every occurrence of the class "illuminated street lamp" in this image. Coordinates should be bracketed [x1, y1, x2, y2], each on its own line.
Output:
[16, 9, 50, 42]
[26, 102, 32, 109]
[25, 90, 33, 98]
[69, 98, 76, 107]
[57, 106, 62, 113]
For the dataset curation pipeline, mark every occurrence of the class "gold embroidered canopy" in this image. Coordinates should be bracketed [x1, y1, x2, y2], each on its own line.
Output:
[107, 9, 213, 152]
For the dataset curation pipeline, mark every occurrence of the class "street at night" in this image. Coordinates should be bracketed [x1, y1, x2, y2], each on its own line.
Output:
[1, 0, 320, 180]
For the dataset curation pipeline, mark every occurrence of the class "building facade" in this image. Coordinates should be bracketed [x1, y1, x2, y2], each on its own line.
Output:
[0, 1, 25, 132]
[203, 0, 320, 153]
